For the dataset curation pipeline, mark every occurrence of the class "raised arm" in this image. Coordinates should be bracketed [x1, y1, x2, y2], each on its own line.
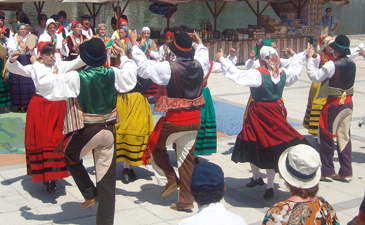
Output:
[306, 46, 335, 82]
[282, 53, 305, 86]
[7, 52, 33, 77]
[112, 54, 137, 93]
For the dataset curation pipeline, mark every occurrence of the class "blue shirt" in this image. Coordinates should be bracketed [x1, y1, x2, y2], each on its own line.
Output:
[322, 15, 339, 35]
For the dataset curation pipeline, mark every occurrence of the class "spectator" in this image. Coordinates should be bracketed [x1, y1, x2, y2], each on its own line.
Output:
[178, 161, 247, 225]
[58, 10, 71, 33]
[263, 144, 339, 224]
[322, 7, 340, 36]
[33, 14, 47, 37]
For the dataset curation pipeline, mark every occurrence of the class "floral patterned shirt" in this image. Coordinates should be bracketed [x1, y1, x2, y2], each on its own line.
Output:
[263, 196, 339, 225]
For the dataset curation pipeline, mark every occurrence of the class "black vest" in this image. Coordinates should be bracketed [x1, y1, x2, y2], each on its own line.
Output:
[330, 56, 356, 90]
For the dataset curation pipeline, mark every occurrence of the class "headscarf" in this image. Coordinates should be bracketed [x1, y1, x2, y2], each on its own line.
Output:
[254, 39, 274, 59]
[317, 35, 335, 52]
[17, 22, 26, 30]
[141, 27, 150, 34]
[118, 18, 128, 27]
[37, 41, 52, 54]
[164, 31, 173, 39]
[260, 46, 282, 83]
[71, 20, 80, 29]
[46, 18, 56, 28]
[120, 26, 129, 38]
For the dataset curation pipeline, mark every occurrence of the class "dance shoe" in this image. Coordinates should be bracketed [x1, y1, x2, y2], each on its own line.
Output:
[331, 174, 352, 181]
[81, 196, 99, 209]
[263, 188, 274, 199]
[246, 177, 265, 188]
[48, 180, 59, 194]
[160, 181, 180, 197]
[128, 168, 137, 181]
[170, 202, 194, 211]
[121, 168, 130, 184]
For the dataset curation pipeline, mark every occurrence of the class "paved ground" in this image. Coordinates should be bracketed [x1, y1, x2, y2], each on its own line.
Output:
[0, 35, 365, 224]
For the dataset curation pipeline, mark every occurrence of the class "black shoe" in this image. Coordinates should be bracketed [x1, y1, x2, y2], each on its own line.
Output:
[263, 188, 274, 199]
[246, 177, 265, 188]
[44, 181, 50, 192]
[128, 168, 137, 181]
[121, 168, 130, 184]
[194, 157, 200, 165]
[49, 180, 59, 193]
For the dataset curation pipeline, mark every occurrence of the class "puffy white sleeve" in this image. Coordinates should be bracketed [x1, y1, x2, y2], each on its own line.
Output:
[32, 62, 80, 101]
[112, 55, 137, 93]
[149, 49, 160, 62]
[6, 60, 33, 77]
[194, 44, 210, 77]
[283, 53, 304, 86]
[131, 45, 171, 85]
[348, 43, 364, 60]
[306, 58, 335, 82]
[56, 56, 86, 73]
[211, 55, 237, 73]
[227, 55, 237, 65]
[245, 58, 260, 69]
[219, 56, 262, 87]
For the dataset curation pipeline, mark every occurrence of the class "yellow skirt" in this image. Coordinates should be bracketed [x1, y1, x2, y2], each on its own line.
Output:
[303, 82, 327, 135]
[115, 93, 154, 165]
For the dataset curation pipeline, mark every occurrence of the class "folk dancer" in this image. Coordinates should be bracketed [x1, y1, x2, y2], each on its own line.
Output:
[217, 46, 309, 198]
[7, 42, 84, 192]
[29, 38, 137, 224]
[131, 30, 210, 211]
[306, 35, 356, 181]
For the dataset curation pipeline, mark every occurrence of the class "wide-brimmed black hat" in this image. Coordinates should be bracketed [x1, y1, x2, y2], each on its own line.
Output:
[81, 14, 92, 20]
[79, 38, 106, 67]
[50, 14, 61, 20]
[329, 35, 351, 55]
[168, 33, 195, 58]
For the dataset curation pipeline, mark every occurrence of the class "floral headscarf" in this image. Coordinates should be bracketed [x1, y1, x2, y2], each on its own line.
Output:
[260, 46, 282, 83]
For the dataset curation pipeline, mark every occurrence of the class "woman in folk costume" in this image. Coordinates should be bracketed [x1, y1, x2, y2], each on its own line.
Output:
[6, 42, 84, 193]
[149, 31, 176, 62]
[303, 35, 335, 135]
[92, 23, 112, 67]
[111, 17, 128, 42]
[217, 46, 309, 199]
[7, 23, 36, 112]
[39, 19, 69, 62]
[64, 20, 88, 61]
[138, 27, 159, 100]
[110, 26, 131, 66]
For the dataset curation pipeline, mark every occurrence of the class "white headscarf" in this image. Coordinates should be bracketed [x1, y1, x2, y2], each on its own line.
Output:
[141, 27, 150, 34]
[46, 18, 56, 28]
[260, 46, 282, 84]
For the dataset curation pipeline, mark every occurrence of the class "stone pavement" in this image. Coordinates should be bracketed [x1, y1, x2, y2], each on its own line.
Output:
[0, 35, 365, 224]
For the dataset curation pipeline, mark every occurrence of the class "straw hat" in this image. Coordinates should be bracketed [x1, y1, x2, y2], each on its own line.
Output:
[278, 144, 321, 189]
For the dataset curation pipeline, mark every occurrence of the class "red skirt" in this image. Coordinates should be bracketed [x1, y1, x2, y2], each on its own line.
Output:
[25, 95, 68, 182]
[231, 100, 308, 169]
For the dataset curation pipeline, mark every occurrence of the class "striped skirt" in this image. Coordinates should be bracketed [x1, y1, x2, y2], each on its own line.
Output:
[25, 95, 68, 182]
[303, 82, 327, 135]
[115, 93, 154, 165]
[194, 87, 217, 155]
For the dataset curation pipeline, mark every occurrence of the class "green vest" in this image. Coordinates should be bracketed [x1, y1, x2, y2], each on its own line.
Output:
[250, 68, 286, 101]
[77, 67, 117, 115]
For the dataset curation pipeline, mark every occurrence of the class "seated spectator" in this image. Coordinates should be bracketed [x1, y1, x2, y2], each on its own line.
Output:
[178, 161, 247, 225]
[263, 144, 339, 224]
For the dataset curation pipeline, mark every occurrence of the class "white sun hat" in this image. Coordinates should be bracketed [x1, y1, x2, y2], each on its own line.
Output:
[278, 144, 321, 189]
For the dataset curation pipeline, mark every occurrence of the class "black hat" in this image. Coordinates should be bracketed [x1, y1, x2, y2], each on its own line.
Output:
[168, 33, 195, 58]
[81, 14, 92, 20]
[79, 38, 106, 67]
[329, 35, 351, 55]
[50, 14, 61, 20]
[0, 15, 5, 20]
[191, 161, 225, 192]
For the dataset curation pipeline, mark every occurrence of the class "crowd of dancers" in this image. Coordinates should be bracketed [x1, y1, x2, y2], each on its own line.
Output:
[1, 8, 365, 225]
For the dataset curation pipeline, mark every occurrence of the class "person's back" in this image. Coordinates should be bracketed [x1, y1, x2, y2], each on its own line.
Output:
[178, 202, 247, 225]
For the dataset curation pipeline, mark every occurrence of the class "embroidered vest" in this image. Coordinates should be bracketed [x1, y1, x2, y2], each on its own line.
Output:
[317, 56, 356, 98]
[154, 60, 205, 112]
[62, 67, 118, 134]
[250, 67, 286, 101]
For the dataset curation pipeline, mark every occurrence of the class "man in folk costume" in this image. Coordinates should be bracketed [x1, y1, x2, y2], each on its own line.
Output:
[306, 35, 356, 181]
[80, 14, 95, 39]
[39, 19, 69, 62]
[29, 38, 137, 224]
[130, 30, 210, 211]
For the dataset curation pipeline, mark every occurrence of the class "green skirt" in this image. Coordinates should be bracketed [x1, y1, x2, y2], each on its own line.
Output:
[194, 87, 217, 155]
[0, 59, 11, 109]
